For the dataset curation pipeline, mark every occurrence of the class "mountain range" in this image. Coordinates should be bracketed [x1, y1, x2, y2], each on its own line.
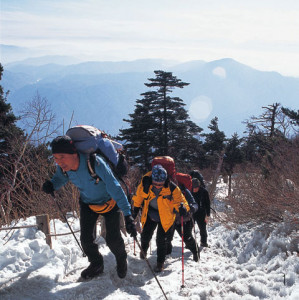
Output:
[2, 56, 299, 137]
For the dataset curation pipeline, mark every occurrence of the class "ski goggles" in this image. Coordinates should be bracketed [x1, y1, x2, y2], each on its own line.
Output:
[89, 199, 116, 214]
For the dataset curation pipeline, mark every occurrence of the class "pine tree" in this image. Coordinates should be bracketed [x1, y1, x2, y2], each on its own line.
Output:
[0, 64, 23, 154]
[119, 91, 157, 169]
[145, 70, 191, 155]
[281, 106, 299, 135]
[202, 117, 226, 168]
[223, 133, 244, 195]
[119, 70, 203, 169]
[243, 103, 294, 138]
[242, 103, 292, 165]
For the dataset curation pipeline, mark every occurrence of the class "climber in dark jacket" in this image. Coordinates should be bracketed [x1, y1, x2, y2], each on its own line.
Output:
[167, 184, 200, 261]
[192, 177, 211, 247]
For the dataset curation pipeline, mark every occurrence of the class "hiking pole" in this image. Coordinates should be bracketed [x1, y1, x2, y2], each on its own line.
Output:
[51, 193, 86, 256]
[134, 237, 168, 300]
[133, 238, 136, 256]
[191, 217, 200, 262]
[180, 203, 185, 288]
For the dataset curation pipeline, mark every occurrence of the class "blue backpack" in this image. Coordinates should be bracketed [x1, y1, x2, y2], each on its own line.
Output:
[66, 125, 128, 183]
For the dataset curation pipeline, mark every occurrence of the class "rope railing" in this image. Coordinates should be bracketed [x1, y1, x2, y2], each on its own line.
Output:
[47, 230, 80, 237]
[0, 224, 38, 231]
[1, 214, 81, 249]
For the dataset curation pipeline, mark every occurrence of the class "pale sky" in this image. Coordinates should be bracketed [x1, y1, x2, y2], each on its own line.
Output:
[1, 0, 299, 77]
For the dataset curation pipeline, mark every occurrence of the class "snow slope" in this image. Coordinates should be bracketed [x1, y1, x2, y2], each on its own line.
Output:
[0, 182, 298, 299]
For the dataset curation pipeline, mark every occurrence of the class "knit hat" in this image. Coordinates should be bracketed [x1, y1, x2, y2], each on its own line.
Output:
[192, 178, 201, 189]
[51, 135, 77, 154]
[152, 164, 167, 182]
[190, 170, 204, 182]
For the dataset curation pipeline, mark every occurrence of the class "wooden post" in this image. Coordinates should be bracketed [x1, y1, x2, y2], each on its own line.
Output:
[36, 214, 52, 249]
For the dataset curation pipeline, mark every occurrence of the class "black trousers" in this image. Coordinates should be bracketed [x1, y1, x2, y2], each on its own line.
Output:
[194, 211, 208, 244]
[80, 201, 127, 264]
[141, 217, 174, 264]
[171, 219, 198, 254]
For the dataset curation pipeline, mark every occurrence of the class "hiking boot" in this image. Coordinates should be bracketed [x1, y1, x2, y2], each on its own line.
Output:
[81, 261, 104, 279]
[116, 257, 127, 279]
[201, 242, 209, 247]
[154, 262, 164, 273]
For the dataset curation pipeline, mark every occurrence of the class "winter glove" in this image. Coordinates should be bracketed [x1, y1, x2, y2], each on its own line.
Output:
[125, 215, 137, 238]
[131, 206, 140, 220]
[42, 180, 54, 195]
[179, 205, 188, 217]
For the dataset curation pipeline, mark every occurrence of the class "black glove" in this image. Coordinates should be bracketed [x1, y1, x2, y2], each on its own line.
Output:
[125, 215, 137, 238]
[42, 180, 54, 194]
[131, 206, 140, 220]
[179, 205, 188, 217]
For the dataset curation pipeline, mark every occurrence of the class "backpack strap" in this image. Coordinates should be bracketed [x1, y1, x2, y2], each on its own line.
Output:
[87, 153, 102, 184]
[142, 175, 177, 198]
[88, 154, 130, 203]
[169, 181, 177, 194]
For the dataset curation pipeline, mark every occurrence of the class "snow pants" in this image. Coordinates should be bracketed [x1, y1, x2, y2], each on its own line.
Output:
[141, 217, 174, 264]
[194, 211, 208, 244]
[169, 219, 198, 255]
[79, 201, 127, 265]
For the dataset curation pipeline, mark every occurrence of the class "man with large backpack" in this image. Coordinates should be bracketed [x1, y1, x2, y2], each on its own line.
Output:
[42, 135, 136, 280]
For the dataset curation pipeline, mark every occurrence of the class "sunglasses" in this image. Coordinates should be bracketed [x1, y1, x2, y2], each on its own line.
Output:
[152, 181, 165, 187]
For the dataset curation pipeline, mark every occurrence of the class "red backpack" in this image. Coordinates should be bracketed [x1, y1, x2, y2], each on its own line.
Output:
[151, 156, 192, 191]
[176, 172, 192, 191]
[151, 156, 176, 179]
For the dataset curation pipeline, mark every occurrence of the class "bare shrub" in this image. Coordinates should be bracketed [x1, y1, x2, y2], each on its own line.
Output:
[0, 93, 61, 226]
[225, 136, 299, 229]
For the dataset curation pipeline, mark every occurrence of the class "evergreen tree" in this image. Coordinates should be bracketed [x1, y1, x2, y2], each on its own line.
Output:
[119, 91, 157, 170]
[244, 103, 288, 138]
[281, 106, 299, 135]
[145, 70, 190, 154]
[241, 103, 292, 165]
[202, 117, 226, 168]
[119, 70, 203, 169]
[223, 133, 244, 195]
[281, 107, 299, 126]
[0, 64, 23, 154]
[241, 103, 299, 177]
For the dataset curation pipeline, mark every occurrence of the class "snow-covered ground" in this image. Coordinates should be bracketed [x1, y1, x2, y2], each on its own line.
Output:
[0, 182, 298, 299]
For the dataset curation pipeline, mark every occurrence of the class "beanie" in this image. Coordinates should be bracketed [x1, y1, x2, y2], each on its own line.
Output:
[152, 164, 167, 182]
[192, 178, 200, 189]
[51, 135, 77, 154]
[190, 170, 204, 182]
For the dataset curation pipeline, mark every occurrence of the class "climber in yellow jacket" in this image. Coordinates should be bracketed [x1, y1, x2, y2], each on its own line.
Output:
[132, 164, 190, 272]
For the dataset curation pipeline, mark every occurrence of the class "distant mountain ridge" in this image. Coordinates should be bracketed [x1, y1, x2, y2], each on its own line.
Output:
[2, 56, 299, 137]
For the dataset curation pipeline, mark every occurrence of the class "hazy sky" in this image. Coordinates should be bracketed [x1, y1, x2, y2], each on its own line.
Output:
[1, 0, 299, 77]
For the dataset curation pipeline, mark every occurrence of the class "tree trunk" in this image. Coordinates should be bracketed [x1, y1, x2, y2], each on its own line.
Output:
[208, 150, 225, 202]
